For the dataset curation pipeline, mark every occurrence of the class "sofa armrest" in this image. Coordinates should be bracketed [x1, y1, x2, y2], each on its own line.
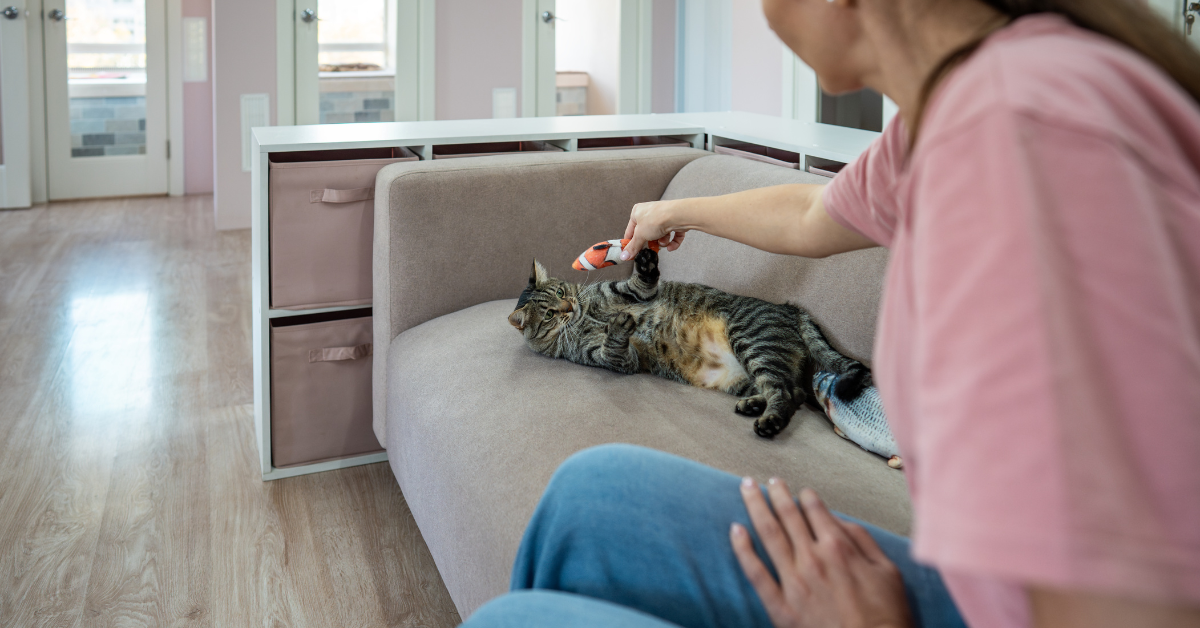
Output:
[372, 147, 708, 445]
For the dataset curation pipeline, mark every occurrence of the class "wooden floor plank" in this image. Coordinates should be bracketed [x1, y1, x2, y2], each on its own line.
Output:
[0, 197, 461, 628]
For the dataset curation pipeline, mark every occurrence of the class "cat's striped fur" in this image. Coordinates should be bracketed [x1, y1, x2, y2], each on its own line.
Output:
[507, 248, 872, 438]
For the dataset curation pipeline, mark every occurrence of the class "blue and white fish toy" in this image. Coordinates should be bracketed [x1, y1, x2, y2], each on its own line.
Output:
[813, 371, 903, 469]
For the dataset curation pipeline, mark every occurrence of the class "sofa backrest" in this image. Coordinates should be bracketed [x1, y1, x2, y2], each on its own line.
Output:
[659, 155, 888, 363]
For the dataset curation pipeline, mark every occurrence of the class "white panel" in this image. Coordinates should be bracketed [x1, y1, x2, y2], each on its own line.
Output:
[241, 93, 270, 172]
[492, 87, 518, 118]
[0, 0, 31, 208]
[676, 0, 731, 113]
[183, 17, 208, 82]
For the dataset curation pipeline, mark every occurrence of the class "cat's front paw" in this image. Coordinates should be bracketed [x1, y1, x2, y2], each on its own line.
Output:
[753, 412, 791, 439]
[634, 248, 659, 278]
[607, 311, 637, 336]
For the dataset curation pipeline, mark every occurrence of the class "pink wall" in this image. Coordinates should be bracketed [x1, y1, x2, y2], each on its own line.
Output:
[183, 0, 213, 195]
[730, 0, 781, 117]
[651, 0, 676, 114]
[211, 0, 276, 230]
[435, 0, 523, 120]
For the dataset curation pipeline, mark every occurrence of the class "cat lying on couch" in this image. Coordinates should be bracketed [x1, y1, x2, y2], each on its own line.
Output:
[508, 248, 871, 438]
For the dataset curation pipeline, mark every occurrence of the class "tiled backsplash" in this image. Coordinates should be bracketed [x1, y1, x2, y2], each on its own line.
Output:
[70, 96, 147, 158]
[319, 90, 395, 124]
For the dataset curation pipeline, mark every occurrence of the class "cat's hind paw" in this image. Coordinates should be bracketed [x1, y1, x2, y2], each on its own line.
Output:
[753, 412, 790, 439]
[735, 396, 767, 417]
[833, 366, 874, 402]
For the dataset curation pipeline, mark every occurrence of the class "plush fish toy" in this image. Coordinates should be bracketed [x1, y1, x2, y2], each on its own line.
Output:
[573, 239, 661, 271]
[813, 371, 903, 469]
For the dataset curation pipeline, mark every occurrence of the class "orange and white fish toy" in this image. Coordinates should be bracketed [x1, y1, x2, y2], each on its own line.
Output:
[572, 239, 660, 271]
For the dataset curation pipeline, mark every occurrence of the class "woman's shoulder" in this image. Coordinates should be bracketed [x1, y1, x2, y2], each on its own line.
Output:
[924, 14, 1200, 154]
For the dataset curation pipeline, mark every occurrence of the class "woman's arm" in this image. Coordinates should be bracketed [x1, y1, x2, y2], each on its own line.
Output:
[622, 183, 879, 260]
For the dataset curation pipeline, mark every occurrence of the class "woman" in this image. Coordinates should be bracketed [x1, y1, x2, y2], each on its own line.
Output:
[464, 0, 1200, 626]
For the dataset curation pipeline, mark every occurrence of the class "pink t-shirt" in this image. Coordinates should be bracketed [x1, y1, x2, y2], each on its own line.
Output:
[823, 14, 1200, 628]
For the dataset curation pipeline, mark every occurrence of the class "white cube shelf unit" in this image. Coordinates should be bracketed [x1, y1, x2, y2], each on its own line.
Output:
[250, 112, 879, 480]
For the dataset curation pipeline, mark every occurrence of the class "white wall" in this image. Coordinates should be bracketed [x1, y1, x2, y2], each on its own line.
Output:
[730, 0, 781, 116]
[212, 0, 276, 230]
[555, 0, 620, 116]
[651, 0, 676, 113]
[436, 0, 524, 120]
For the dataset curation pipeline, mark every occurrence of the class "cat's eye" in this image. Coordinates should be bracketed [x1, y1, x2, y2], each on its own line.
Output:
[544, 310, 555, 320]
[556, 289, 564, 298]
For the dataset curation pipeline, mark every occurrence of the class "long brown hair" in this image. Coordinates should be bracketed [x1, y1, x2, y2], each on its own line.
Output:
[913, 0, 1200, 143]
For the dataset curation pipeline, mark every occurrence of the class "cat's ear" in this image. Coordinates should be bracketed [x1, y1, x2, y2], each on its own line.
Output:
[530, 260, 549, 287]
[508, 306, 528, 330]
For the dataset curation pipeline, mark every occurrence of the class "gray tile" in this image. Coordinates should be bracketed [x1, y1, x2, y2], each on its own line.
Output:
[324, 91, 354, 99]
[71, 119, 106, 134]
[71, 135, 84, 148]
[105, 119, 140, 133]
[354, 111, 381, 122]
[113, 105, 146, 119]
[82, 107, 115, 119]
[114, 132, 146, 145]
[82, 133, 115, 146]
[105, 145, 142, 156]
[138, 119, 146, 131]
[320, 112, 355, 124]
[72, 147, 105, 158]
[104, 96, 141, 105]
[379, 109, 395, 122]
[362, 98, 390, 110]
[319, 100, 334, 112]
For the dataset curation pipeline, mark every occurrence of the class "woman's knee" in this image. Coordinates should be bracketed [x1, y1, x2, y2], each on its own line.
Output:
[542, 444, 695, 509]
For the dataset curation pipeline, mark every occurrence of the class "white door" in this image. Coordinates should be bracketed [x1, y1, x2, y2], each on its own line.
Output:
[43, 0, 168, 200]
[1, 0, 32, 208]
[289, 0, 432, 125]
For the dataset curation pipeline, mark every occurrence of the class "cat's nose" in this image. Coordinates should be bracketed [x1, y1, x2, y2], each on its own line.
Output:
[563, 300, 574, 312]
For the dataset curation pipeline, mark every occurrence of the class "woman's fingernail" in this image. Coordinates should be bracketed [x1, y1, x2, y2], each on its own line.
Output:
[768, 477, 779, 485]
[800, 488, 819, 506]
[741, 477, 755, 490]
[620, 250, 631, 260]
[731, 523, 746, 537]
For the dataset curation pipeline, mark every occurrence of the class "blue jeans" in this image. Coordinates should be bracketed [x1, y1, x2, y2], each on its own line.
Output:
[462, 444, 966, 628]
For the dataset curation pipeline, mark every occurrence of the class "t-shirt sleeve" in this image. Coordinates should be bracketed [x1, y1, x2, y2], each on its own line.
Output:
[907, 108, 1200, 605]
[821, 119, 908, 247]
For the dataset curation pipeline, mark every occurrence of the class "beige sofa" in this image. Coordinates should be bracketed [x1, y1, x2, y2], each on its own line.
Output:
[371, 147, 908, 618]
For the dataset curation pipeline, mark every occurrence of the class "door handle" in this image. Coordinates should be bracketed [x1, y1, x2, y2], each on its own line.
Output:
[48, 8, 68, 21]
[2, 6, 19, 19]
[300, 8, 317, 23]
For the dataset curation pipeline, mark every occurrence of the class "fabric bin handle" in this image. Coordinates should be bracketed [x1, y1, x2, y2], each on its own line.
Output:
[308, 343, 373, 363]
[309, 187, 375, 204]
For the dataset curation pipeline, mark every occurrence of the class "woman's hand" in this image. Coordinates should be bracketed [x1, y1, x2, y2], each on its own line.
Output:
[622, 200, 689, 260]
[731, 478, 913, 628]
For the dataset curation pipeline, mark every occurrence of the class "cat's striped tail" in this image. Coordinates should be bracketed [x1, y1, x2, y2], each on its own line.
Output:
[797, 309, 873, 402]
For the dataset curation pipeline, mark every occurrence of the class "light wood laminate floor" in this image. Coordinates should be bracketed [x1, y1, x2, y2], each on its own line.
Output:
[0, 197, 461, 628]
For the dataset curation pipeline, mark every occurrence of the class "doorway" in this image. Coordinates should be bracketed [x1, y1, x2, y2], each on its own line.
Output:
[43, 0, 169, 199]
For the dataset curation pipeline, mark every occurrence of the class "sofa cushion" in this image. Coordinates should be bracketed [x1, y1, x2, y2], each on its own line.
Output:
[387, 299, 911, 618]
[658, 155, 888, 363]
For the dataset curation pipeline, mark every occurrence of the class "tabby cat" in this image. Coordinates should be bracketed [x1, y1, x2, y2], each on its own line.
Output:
[507, 248, 872, 438]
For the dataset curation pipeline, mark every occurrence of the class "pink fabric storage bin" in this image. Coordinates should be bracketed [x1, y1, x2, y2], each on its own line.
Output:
[270, 311, 381, 468]
[431, 141, 564, 159]
[713, 143, 800, 169]
[577, 136, 692, 150]
[269, 147, 418, 310]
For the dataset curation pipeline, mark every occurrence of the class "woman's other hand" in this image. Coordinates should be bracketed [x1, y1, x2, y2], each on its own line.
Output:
[732, 478, 913, 628]
[622, 200, 688, 260]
